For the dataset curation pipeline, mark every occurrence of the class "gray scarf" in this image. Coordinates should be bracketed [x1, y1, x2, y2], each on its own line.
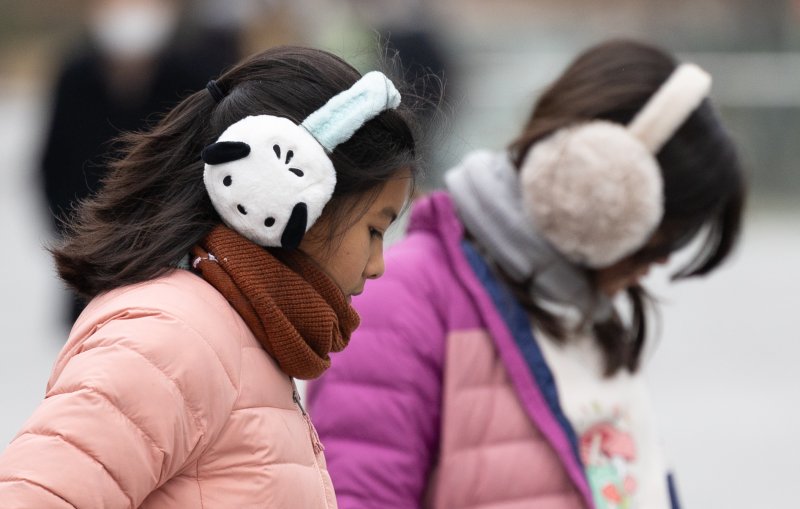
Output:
[444, 150, 612, 323]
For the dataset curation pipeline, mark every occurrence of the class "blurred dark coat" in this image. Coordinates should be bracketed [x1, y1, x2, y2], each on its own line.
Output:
[41, 40, 235, 233]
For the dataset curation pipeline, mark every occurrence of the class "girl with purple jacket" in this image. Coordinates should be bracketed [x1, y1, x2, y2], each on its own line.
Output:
[308, 39, 746, 509]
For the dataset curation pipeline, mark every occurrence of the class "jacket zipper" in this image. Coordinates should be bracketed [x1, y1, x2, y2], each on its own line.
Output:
[291, 378, 324, 454]
[291, 378, 334, 508]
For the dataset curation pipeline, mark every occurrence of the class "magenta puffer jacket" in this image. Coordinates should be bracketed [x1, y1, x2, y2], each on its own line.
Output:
[308, 192, 593, 509]
[0, 269, 337, 508]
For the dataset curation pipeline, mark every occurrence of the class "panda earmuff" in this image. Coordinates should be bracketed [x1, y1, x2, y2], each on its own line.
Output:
[201, 71, 401, 249]
[520, 63, 712, 268]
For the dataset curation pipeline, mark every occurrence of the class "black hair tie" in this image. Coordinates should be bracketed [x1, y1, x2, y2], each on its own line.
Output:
[206, 80, 226, 103]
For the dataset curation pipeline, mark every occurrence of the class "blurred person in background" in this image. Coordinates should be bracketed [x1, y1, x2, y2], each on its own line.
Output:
[363, 1, 450, 134]
[346, 0, 453, 181]
[193, 0, 309, 60]
[312, 0, 452, 185]
[40, 0, 239, 325]
[308, 39, 746, 509]
[0, 46, 419, 507]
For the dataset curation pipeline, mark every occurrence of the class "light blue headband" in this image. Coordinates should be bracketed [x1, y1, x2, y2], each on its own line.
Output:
[201, 71, 401, 249]
[302, 71, 401, 152]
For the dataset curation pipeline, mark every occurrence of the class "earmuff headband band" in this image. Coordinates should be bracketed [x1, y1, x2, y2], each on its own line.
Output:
[301, 71, 401, 152]
[627, 63, 711, 153]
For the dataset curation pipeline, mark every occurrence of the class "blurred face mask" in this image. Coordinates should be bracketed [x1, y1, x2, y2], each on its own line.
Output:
[90, 2, 178, 59]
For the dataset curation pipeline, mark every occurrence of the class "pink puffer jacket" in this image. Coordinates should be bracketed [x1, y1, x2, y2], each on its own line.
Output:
[0, 269, 337, 508]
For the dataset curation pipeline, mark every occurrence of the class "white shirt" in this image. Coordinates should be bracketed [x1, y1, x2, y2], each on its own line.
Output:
[537, 331, 671, 509]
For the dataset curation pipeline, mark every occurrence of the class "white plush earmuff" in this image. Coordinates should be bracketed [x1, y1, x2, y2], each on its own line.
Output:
[202, 116, 335, 250]
[201, 71, 401, 249]
[520, 63, 711, 268]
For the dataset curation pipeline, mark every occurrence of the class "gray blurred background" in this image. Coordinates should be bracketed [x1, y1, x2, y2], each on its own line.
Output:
[0, 1, 798, 507]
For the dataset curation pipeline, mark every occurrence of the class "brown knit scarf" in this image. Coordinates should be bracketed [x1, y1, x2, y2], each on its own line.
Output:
[191, 225, 360, 379]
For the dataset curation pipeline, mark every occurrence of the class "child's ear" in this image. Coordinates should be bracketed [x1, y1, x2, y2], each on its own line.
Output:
[201, 141, 251, 165]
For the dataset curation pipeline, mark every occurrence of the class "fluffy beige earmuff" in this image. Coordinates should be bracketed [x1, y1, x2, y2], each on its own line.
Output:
[520, 63, 711, 268]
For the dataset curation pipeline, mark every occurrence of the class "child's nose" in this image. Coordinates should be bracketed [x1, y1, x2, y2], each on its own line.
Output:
[365, 250, 385, 280]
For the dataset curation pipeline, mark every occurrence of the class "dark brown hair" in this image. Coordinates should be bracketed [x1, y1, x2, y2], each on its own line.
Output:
[53, 46, 419, 298]
[506, 39, 746, 375]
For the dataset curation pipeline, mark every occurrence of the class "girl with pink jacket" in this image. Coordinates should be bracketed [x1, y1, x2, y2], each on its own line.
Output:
[309, 39, 746, 509]
[0, 46, 420, 508]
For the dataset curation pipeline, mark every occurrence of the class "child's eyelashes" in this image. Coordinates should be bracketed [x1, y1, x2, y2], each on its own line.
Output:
[369, 227, 384, 240]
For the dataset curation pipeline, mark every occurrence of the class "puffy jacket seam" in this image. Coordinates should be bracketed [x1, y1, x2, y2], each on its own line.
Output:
[48, 385, 163, 455]
[15, 431, 135, 508]
[110, 343, 214, 485]
[230, 404, 294, 413]
[461, 490, 583, 509]
[302, 421, 330, 509]
[194, 325, 240, 509]
[314, 458, 330, 508]
[148, 309, 239, 392]
[192, 311, 244, 509]
[195, 459, 205, 508]
[228, 307, 251, 391]
[89, 306, 240, 393]
[448, 436, 549, 455]
[0, 478, 77, 507]
[254, 459, 323, 469]
[50, 344, 206, 441]
[304, 396, 331, 509]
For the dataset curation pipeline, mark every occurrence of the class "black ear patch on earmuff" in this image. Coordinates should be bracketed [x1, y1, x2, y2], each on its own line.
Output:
[201, 141, 251, 165]
[281, 202, 308, 250]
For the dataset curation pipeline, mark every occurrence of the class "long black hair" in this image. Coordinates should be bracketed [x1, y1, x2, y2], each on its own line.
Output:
[507, 39, 746, 375]
[54, 46, 420, 298]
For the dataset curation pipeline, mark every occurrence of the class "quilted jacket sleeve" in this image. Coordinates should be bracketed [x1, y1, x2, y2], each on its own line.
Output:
[308, 237, 448, 509]
[0, 310, 238, 508]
